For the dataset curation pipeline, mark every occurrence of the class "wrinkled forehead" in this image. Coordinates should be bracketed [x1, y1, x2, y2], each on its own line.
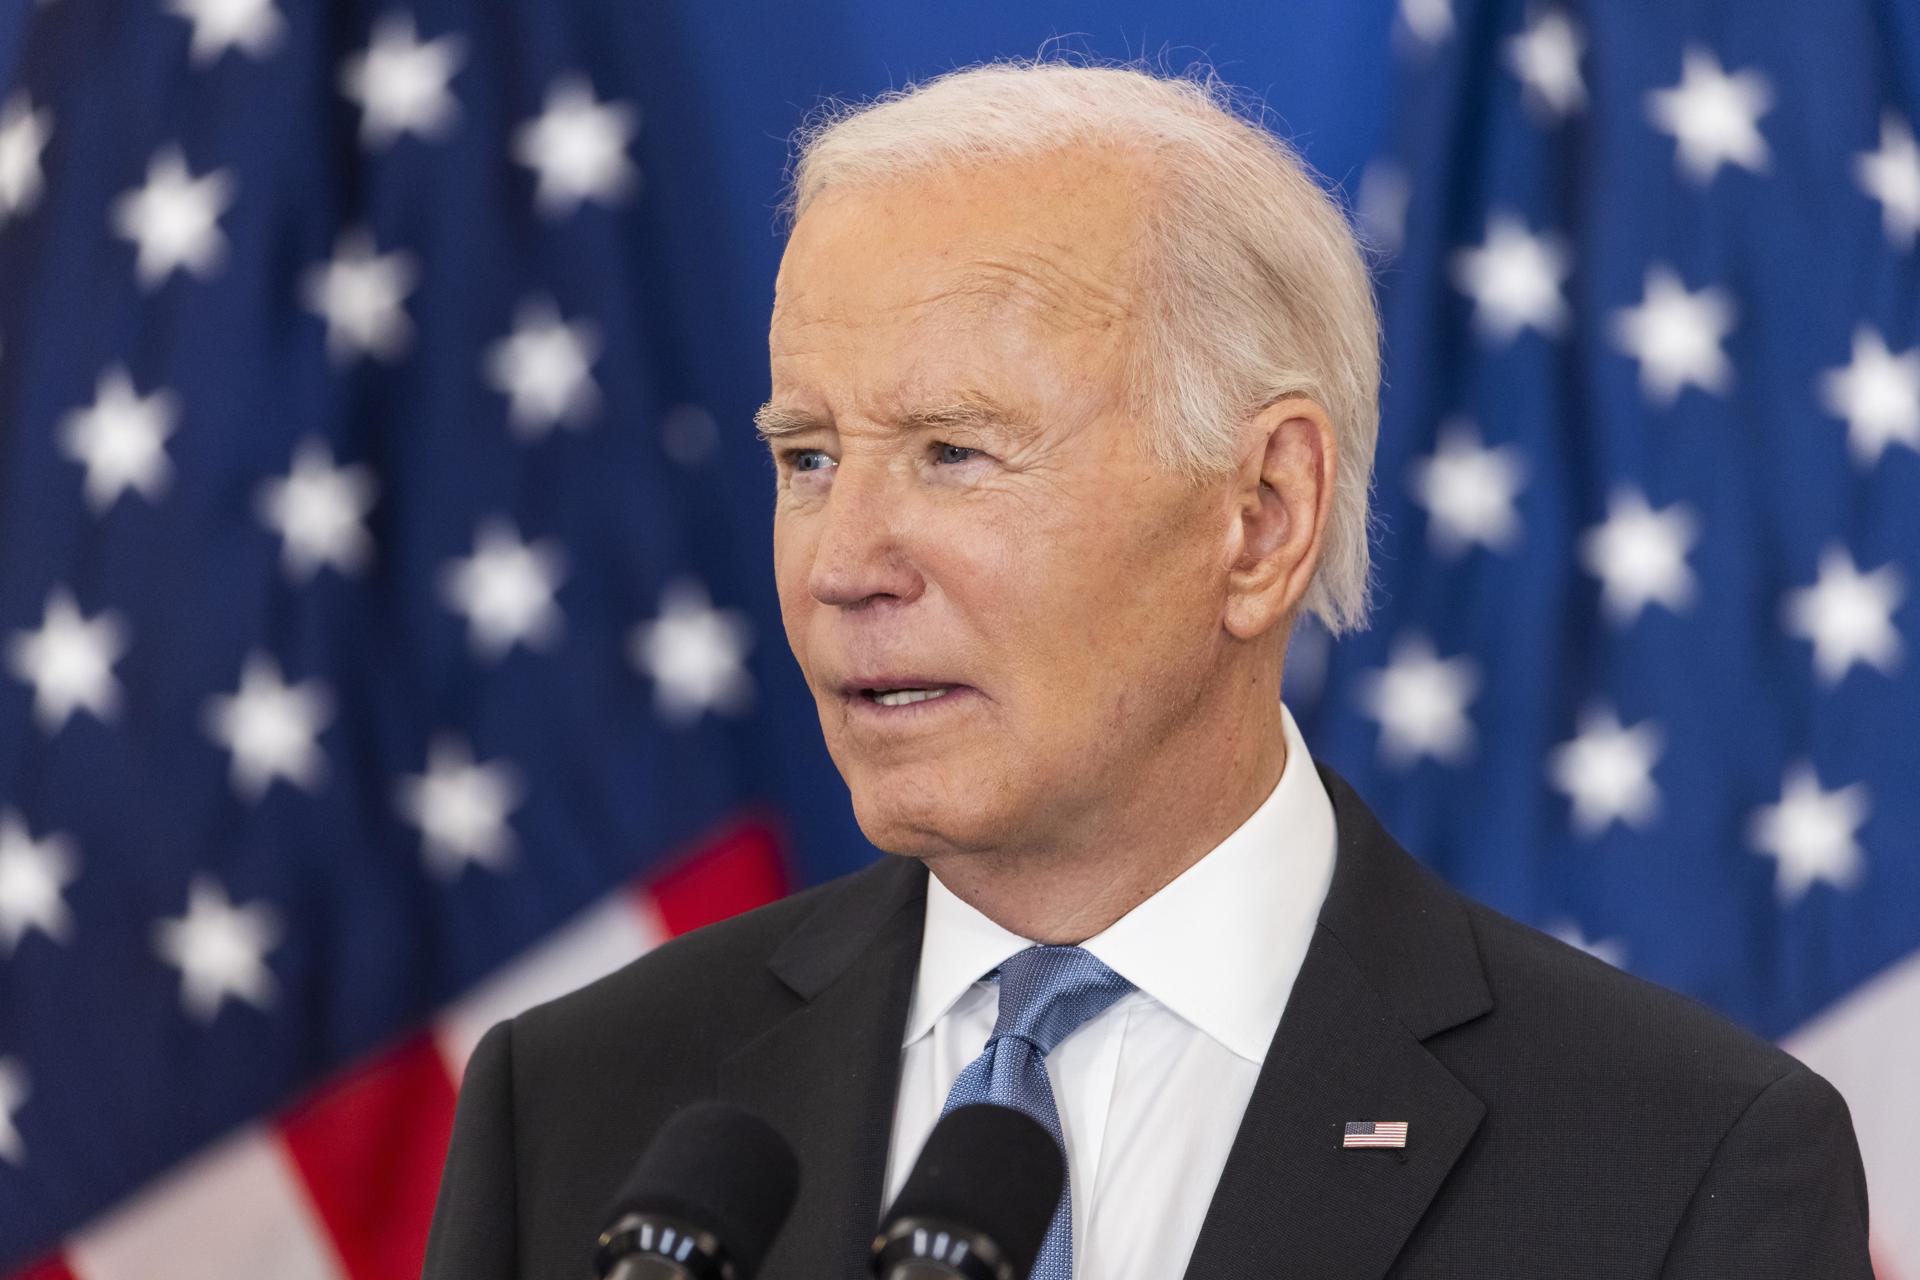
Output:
[770, 147, 1151, 350]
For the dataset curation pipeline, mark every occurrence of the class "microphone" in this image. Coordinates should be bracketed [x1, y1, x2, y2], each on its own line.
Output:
[594, 1102, 800, 1280]
[870, 1104, 1065, 1280]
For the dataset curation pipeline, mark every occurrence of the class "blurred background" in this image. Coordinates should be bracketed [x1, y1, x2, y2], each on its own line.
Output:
[0, 0, 1915, 1275]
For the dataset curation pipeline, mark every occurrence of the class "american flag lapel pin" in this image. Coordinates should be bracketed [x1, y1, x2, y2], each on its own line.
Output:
[1343, 1120, 1409, 1149]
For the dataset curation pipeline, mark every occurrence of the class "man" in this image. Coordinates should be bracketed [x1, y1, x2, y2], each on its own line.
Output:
[424, 62, 1872, 1279]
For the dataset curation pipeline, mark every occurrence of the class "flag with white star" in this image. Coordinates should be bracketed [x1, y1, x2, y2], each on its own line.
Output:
[0, 2, 794, 1275]
[3, 0, 1917, 1277]
[1303, 0, 1920, 1270]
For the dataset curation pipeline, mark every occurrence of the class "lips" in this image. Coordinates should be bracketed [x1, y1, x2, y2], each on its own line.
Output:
[839, 675, 962, 698]
[836, 675, 977, 712]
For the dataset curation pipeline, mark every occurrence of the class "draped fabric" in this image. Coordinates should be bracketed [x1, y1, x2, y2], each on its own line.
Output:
[1, 0, 1913, 1275]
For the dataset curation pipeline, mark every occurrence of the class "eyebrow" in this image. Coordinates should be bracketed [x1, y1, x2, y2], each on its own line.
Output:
[753, 392, 1032, 443]
[751, 403, 814, 441]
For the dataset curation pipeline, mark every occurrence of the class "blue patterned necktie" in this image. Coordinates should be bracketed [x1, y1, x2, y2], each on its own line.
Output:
[939, 945, 1136, 1280]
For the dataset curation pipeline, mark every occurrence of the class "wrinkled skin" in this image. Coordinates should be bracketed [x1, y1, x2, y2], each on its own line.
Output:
[764, 146, 1336, 941]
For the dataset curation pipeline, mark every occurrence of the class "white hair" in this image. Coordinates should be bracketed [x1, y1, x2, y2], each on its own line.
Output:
[785, 59, 1380, 636]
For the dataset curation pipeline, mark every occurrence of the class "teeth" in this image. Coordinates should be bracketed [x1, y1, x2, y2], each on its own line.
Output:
[871, 687, 951, 707]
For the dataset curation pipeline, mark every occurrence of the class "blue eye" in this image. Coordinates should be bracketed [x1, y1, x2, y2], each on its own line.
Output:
[788, 449, 834, 471]
[934, 443, 979, 465]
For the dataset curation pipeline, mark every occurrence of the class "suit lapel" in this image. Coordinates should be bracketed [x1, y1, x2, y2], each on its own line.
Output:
[718, 855, 927, 1280]
[1183, 766, 1493, 1279]
[722, 768, 1488, 1279]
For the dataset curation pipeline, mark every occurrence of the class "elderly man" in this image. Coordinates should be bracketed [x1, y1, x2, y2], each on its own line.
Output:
[424, 62, 1872, 1279]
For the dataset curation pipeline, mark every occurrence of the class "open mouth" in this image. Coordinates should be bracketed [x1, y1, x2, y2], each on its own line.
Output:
[859, 685, 960, 708]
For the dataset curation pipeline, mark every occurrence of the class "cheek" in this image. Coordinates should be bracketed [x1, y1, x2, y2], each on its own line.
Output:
[1052, 537, 1218, 768]
[932, 497, 1213, 737]
[771, 519, 821, 675]
[922, 498, 1058, 640]
[1032, 501, 1219, 657]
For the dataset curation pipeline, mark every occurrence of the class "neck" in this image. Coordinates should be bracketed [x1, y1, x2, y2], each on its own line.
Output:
[920, 669, 1292, 944]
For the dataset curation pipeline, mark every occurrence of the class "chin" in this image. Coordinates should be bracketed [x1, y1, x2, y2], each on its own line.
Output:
[844, 770, 1012, 860]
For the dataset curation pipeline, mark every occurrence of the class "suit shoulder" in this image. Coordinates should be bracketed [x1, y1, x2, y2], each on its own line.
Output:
[510, 871, 848, 1044]
[1458, 895, 1802, 1093]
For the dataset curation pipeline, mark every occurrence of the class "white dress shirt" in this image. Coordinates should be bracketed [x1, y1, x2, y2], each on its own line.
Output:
[881, 703, 1338, 1279]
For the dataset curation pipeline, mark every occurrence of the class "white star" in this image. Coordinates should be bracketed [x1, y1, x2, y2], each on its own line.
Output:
[1356, 632, 1479, 767]
[1749, 764, 1870, 903]
[1579, 488, 1698, 626]
[395, 735, 524, 878]
[202, 653, 333, 801]
[512, 75, 639, 217]
[163, 0, 284, 66]
[438, 519, 567, 661]
[1451, 212, 1570, 343]
[1819, 326, 1920, 467]
[0, 91, 53, 226]
[1782, 545, 1904, 685]
[1646, 47, 1772, 185]
[1407, 420, 1526, 556]
[1855, 113, 1920, 251]
[300, 228, 417, 363]
[1506, 11, 1585, 118]
[1611, 265, 1736, 405]
[1547, 706, 1663, 836]
[0, 1058, 26, 1165]
[1400, 0, 1453, 46]
[1548, 921, 1627, 968]
[109, 145, 235, 288]
[483, 299, 602, 437]
[58, 365, 180, 513]
[254, 437, 379, 581]
[5, 587, 128, 733]
[151, 875, 282, 1021]
[0, 809, 79, 952]
[628, 579, 754, 723]
[338, 14, 465, 149]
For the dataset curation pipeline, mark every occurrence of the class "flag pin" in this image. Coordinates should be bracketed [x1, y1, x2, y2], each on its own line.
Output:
[1343, 1120, 1409, 1149]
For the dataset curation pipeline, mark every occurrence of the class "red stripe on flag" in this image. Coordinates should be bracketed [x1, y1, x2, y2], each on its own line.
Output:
[13, 816, 792, 1280]
[5, 1255, 78, 1280]
[276, 1033, 459, 1280]
[644, 820, 789, 937]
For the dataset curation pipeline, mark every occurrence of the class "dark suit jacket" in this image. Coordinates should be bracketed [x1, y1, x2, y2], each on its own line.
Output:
[422, 766, 1873, 1279]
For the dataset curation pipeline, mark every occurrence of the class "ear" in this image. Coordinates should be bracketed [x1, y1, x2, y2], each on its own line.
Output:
[1222, 397, 1337, 642]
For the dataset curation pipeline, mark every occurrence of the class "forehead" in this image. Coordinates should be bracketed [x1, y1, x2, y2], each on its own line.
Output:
[770, 146, 1151, 360]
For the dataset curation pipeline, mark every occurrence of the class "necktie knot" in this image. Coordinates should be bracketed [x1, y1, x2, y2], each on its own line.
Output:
[987, 945, 1134, 1057]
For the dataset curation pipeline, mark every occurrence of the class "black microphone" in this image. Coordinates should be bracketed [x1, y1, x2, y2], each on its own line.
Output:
[870, 1104, 1065, 1280]
[594, 1102, 800, 1280]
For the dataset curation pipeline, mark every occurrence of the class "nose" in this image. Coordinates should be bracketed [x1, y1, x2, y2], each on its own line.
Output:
[804, 458, 926, 609]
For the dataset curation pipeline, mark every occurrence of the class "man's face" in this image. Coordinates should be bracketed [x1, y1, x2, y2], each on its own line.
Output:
[765, 148, 1241, 861]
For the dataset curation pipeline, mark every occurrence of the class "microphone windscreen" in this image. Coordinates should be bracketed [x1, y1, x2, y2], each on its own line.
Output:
[608, 1102, 800, 1280]
[883, 1103, 1064, 1278]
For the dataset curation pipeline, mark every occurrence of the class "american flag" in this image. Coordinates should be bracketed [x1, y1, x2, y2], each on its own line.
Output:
[0, 1, 810, 1275]
[1296, 0, 1920, 1274]
[1342, 1121, 1410, 1150]
[1, 2, 1916, 1280]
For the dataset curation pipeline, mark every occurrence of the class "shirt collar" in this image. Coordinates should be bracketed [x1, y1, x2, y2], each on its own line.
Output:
[903, 702, 1338, 1064]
